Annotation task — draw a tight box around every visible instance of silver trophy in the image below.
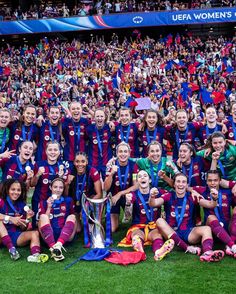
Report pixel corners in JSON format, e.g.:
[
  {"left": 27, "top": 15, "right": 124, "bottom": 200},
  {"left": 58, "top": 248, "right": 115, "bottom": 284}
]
[{"left": 82, "top": 192, "right": 111, "bottom": 248}]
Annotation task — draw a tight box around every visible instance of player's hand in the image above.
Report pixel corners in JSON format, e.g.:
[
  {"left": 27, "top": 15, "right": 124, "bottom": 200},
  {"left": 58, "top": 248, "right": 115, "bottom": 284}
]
[
  {"left": 66, "top": 175, "right": 75, "bottom": 185},
  {"left": 10, "top": 215, "right": 27, "bottom": 227},
  {"left": 26, "top": 209, "right": 35, "bottom": 219},
  {"left": 212, "top": 151, "right": 220, "bottom": 161},
  {"left": 210, "top": 188, "right": 218, "bottom": 201},
  {"left": 111, "top": 192, "right": 122, "bottom": 206},
  {"left": 158, "top": 170, "right": 166, "bottom": 179},
  {"left": 176, "top": 158, "right": 182, "bottom": 168},
  {"left": 106, "top": 157, "right": 116, "bottom": 168},
  {"left": 0, "top": 148, "right": 16, "bottom": 159},
  {"left": 47, "top": 197, "right": 54, "bottom": 208},
  {"left": 231, "top": 183, "right": 236, "bottom": 196},
  {"left": 26, "top": 169, "right": 34, "bottom": 180},
  {"left": 125, "top": 193, "right": 132, "bottom": 205},
  {"left": 111, "top": 165, "right": 119, "bottom": 174},
  {"left": 191, "top": 189, "right": 203, "bottom": 202},
  {"left": 150, "top": 187, "right": 158, "bottom": 198},
  {"left": 36, "top": 115, "right": 45, "bottom": 127},
  {"left": 204, "top": 148, "right": 211, "bottom": 157},
  {"left": 37, "top": 167, "right": 45, "bottom": 176}
]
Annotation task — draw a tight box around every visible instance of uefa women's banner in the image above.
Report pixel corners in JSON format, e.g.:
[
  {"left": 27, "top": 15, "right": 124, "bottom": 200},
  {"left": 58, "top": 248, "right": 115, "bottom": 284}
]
[{"left": 0, "top": 7, "right": 236, "bottom": 35}]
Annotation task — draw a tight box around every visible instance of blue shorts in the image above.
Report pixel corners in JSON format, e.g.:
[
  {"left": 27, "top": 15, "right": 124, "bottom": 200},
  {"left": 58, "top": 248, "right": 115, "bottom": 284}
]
[
  {"left": 176, "top": 227, "right": 193, "bottom": 243},
  {"left": 8, "top": 231, "right": 22, "bottom": 247},
  {"left": 111, "top": 196, "right": 126, "bottom": 214}
]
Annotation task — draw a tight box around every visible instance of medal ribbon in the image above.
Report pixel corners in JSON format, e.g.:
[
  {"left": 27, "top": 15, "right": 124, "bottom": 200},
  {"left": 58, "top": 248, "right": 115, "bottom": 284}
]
[
  {"left": 22, "top": 124, "right": 33, "bottom": 141},
  {"left": 182, "top": 160, "right": 193, "bottom": 186},
  {"left": 49, "top": 123, "right": 59, "bottom": 141},
  {"left": 105, "top": 200, "right": 112, "bottom": 246},
  {"left": 137, "top": 191, "right": 153, "bottom": 222},
  {"left": 210, "top": 191, "right": 224, "bottom": 223},
  {"left": 48, "top": 162, "right": 60, "bottom": 175},
  {"left": 76, "top": 174, "right": 87, "bottom": 202},
  {"left": 117, "top": 161, "right": 129, "bottom": 190},
  {"left": 175, "top": 193, "right": 187, "bottom": 228},
  {"left": 205, "top": 125, "right": 218, "bottom": 137},
  {"left": 146, "top": 128, "right": 158, "bottom": 144},
  {"left": 176, "top": 126, "right": 189, "bottom": 150},
  {"left": 72, "top": 122, "right": 81, "bottom": 152},
  {"left": 6, "top": 196, "right": 20, "bottom": 214},
  {"left": 150, "top": 160, "right": 162, "bottom": 188},
  {"left": 82, "top": 202, "right": 90, "bottom": 247},
  {"left": 120, "top": 125, "right": 130, "bottom": 143},
  {"left": 16, "top": 156, "right": 30, "bottom": 174},
  {"left": 96, "top": 128, "right": 103, "bottom": 158},
  {"left": 217, "top": 150, "right": 227, "bottom": 178}
]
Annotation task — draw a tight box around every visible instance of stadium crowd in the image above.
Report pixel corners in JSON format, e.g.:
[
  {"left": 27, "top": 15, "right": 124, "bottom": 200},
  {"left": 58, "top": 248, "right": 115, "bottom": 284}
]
[
  {"left": 0, "top": 30, "right": 236, "bottom": 264},
  {"left": 0, "top": 0, "right": 235, "bottom": 21}
]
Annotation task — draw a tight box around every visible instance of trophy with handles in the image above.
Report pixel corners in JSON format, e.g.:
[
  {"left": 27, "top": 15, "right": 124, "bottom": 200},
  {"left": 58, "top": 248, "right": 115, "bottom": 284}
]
[{"left": 82, "top": 192, "right": 112, "bottom": 248}]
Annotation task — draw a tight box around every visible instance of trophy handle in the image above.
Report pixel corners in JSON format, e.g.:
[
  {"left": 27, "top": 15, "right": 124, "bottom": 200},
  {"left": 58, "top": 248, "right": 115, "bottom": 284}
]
[{"left": 81, "top": 193, "right": 107, "bottom": 234}]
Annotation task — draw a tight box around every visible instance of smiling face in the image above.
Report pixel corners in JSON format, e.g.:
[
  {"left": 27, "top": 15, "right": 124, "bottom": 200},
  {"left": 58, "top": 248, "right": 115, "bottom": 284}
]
[
  {"left": 23, "top": 106, "right": 36, "bottom": 125},
  {"left": 94, "top": 110, "right": 106, "bottom": 129},
  {"left": 205, "top": 107, "right": 217, "bottom": 124},
  {"left": 46, "top": 143, "right": 60, "bottom": 163},
  {"left": 211, "top": 136, "right": 226, "bottom": 153},
  {"left": 119, "top": 109, "right": 131, "bottom": 126},
  {"left": 73, "top": 154, "right": 88, "bottom": 175},
  {"left": 207, "top": 173, "right": 220, "bottom": 190},
  {"left": 148, "top": 143, "right": 162, "bottom": 163},
  {"left": 0, "top": 110, "right": 11, "bottom": 129},
  {"left": 137, "top": 170, "right": 150, "bottom": 189},
  {"left": 145, "top": 111, "right": 158, "bottom": 130},
  {"left": 70, "top": 102, "right": 82, "bottom": 122},
  {"left": 8, "top": 182, "right": 22, "bottom": 202},
  {"left": 176, "top": 111, "right": 188, "bottom": 130},
  {"left": 48, "top": 107, "right": 60, "bottom": 126},
  {"left": 117, "top": 144, "right": 130, "bottom": 164},
  {"left": 51, "top": 180, "right": 64, "bottom": 198},
  {"left": 178, "top": 144, "right": 192, "bottom": 163},
  {"left": 19, "top": 141, "right": 34, "bottom": 161},
  {"left": 174, "top": 175, "right": 188, "bottom": 196}
]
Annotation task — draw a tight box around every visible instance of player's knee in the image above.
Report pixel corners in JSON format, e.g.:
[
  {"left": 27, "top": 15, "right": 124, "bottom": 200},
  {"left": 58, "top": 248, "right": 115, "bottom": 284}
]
[
  {"left": 39, "top": 214, "right": 49, "bottom": 222},
  {"left": 207, "top": 215, "right": 217, "bottom": 223},
  {"left": 156, "top": 217, "right": 165, "bottom": 228},
  {"left": 67, "top": 214, "right": 76, "bottom": 223},
  {"left": 31, "top": 230, "right": 40, "bottom": 240},
  {"left": 202, "top": 225, "right": 212, "bottom": 235}
]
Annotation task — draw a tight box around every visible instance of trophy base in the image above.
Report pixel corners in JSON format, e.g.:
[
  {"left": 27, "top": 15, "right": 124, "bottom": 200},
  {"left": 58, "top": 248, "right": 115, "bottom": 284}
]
[{"left": 92, "top": 236, "right": 105, "bottom": 249}]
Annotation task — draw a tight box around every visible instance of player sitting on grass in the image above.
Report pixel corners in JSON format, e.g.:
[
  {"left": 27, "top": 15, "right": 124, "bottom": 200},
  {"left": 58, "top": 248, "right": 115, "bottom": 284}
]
[
  {"left": 119, "top": 170, "right": 174, "bottom": 261},
  {"left": 38, "top": 177, "right": 77, "bottom": 261},
  {"left": 198, "top": 170, "right": 236, "bottom": 258},
  {"left": 149, "top": 173, "right": 225, "bottom": 262},
  {"left": 0, "top": 179, "right": 48, "bottom": 263}
]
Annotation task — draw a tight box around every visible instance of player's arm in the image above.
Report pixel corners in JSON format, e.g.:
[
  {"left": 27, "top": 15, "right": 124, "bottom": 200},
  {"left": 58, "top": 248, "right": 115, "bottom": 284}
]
[
  {"left": 192, "top": 189, "right": 218, "bottom": 209},
  {"left": 93, "top": 179, "right": 102, "bottom": 199},
  {"left": 111, "top": 183, "right": 138, "bottom": 206},
  {"left": 148, "top": 188, "right": 165, "bottom": 207}
]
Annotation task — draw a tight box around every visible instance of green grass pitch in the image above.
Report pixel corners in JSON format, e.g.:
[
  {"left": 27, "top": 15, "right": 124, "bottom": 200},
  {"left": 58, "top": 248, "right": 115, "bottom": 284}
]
[{"left": 1, "top": 222, "right": 236, "bottom": 294}]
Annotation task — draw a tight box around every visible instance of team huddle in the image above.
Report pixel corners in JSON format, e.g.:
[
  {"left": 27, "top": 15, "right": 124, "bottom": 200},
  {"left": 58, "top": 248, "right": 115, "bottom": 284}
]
[{"left": 0, "top": 100, "right": 236, "bottom": 263}]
